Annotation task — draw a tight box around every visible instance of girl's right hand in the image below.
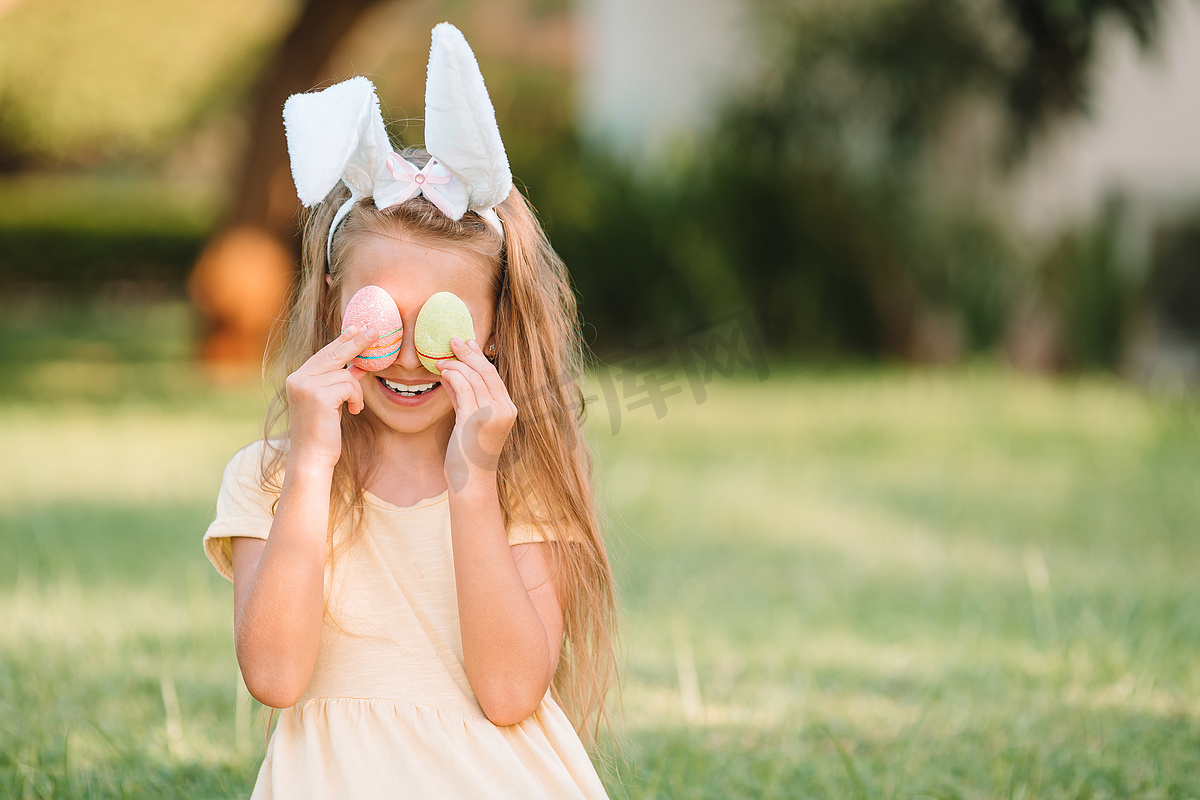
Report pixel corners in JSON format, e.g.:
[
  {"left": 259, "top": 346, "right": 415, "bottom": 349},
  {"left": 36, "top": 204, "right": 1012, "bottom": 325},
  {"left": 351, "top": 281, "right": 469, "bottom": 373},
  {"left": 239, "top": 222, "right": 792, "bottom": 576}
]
[{"left": 284, "top": 325, "right": 379, "bottom": 470}]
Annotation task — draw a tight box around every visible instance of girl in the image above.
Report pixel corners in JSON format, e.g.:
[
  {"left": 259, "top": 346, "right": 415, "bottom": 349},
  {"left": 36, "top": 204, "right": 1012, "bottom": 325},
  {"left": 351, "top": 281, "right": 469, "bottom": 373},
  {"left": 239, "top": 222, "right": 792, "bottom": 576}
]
[{"left": 202, "top": 24, "right": 616, "bottom": 799}]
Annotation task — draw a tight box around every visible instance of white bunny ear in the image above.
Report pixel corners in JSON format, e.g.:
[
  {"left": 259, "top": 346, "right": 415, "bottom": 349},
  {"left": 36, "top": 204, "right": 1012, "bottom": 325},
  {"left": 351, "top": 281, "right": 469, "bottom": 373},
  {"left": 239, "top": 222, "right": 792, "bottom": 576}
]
[
  {"left": 424, "top": 23, "right": 513, "bottom": 213},
  {"left": 283, "top": 76, "right": 393, "bottom": 206}
]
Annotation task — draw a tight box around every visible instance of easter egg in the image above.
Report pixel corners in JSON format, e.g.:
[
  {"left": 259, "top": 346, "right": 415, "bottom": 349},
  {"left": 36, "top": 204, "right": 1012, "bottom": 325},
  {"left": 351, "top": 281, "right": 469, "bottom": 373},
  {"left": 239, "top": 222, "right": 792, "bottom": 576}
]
[
  {"left": 414, "top": 291, "right": 475, "bottom": 374},
  {"left": 342, "top": 285, "right": 403, "bottom": 370}
]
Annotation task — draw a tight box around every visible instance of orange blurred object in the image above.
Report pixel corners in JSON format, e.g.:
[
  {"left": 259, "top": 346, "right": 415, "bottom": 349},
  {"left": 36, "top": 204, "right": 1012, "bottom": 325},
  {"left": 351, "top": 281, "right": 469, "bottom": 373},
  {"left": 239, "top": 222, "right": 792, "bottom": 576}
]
[{"left": 187, "top": 226, "right": 293, "bottom": 381}]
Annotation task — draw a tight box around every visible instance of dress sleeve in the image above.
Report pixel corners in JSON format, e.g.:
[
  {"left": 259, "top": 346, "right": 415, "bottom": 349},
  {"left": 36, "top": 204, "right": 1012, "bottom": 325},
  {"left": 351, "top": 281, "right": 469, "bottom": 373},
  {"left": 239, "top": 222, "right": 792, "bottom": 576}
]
[
  {"left": 203, "top": 440, "right": 280, "bottom": 582},
  {"left": 505, "top": 486, "right": 584, "bottom": 546},
  {"left": 506, "top": 516, "right": 552, "bottom": 545}
]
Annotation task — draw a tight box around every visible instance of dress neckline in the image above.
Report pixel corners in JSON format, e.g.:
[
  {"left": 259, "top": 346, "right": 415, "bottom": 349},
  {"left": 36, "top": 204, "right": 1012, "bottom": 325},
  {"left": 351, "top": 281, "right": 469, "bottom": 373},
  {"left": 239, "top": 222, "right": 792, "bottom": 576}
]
[{"left": 363, "top": 488, "right": 449, "bottom": 512}]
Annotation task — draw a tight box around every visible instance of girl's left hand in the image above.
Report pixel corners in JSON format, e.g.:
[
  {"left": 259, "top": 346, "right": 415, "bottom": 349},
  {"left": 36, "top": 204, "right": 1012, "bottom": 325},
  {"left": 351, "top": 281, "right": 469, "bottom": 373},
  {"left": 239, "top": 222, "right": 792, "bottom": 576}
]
[{"left": 438, "top": 337, "right": 517, "bottom": 491}]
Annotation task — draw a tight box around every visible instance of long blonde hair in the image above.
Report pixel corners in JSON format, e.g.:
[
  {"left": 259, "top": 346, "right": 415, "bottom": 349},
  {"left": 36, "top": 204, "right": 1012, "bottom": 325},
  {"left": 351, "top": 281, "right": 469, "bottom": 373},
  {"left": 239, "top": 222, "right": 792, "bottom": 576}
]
[{"left": 259, "top": 158, "right": 617, "bottom": 743}]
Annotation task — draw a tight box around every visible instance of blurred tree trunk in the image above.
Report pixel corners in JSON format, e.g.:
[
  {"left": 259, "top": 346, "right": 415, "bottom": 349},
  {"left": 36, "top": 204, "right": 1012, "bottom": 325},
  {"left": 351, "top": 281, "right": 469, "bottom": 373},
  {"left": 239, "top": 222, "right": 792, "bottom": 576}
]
[{"left": 188, "top": 0, "right": 390, "bottom": 379}]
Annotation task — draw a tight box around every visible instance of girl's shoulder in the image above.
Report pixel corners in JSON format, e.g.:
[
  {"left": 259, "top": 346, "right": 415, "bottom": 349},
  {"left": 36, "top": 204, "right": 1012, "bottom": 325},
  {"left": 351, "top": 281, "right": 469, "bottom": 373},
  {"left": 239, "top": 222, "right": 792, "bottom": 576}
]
[
  {"left": 203, "top": 438, "right": 286, "bottom": 582},
  {"left": 214, "top": 437, "right": 283, "bottom": 509},
  {"left": 222, "top": 437, "right": 286, "bottom": 488}
]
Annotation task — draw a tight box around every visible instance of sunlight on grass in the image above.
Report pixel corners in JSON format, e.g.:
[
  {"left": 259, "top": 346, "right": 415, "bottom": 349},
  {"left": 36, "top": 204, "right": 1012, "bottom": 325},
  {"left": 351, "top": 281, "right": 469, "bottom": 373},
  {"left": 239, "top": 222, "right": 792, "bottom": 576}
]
[{"left": 0, "top": 403, "right": 265, "bottom": 505}]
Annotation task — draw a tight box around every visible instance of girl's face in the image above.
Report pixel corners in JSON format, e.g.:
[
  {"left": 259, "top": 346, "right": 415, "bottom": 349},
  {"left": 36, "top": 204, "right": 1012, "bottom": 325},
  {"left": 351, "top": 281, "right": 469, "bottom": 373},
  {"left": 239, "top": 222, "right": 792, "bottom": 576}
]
[{"left": 334, "top": 230, "right": 497, "bottom": 437}]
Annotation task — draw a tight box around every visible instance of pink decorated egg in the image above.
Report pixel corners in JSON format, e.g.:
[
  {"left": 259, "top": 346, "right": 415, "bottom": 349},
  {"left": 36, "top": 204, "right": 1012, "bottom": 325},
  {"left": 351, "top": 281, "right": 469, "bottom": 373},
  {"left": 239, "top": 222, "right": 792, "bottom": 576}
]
[{"left": 342, "top": 285, "right": 403, "bottom": 370}]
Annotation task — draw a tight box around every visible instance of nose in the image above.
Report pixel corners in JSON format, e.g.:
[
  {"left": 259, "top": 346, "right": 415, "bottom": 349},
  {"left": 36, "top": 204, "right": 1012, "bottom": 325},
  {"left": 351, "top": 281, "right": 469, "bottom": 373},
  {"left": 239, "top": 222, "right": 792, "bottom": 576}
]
[{"left": 392, "top": 301, "right": 424, "bottom": 373}]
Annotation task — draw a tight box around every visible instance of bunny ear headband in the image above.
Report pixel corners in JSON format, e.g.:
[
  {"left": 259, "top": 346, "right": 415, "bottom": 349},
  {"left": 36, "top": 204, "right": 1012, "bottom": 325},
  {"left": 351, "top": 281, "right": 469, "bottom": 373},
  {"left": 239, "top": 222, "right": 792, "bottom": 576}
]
[{"left": 282, "top": 22, "right": 513, "bottom": 264}]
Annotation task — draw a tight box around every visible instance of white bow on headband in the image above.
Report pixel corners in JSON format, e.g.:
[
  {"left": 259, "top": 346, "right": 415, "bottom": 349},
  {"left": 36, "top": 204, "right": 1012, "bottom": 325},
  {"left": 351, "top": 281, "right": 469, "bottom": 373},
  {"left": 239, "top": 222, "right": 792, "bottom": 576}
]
[{"left": 282, "top": 23, "right": 513, "bottom": 261}]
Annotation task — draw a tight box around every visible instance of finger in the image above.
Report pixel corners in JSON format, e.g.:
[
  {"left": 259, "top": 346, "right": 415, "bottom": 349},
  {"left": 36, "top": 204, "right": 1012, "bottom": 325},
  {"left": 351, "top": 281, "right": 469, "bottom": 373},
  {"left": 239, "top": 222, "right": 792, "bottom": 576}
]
[
  {"left": 436, "top": 364, "right": 463, "bottom": 412},
  {"left": 346, "top": 375, "right": 365, "bottom": 414},
  {"left": 328, "top": 366, "right": 367, "bottom": 414},
  {"left": 439, "top": 365, "right": 479, "bottom": 417},
  {"left": 328, "top": 326, "right": 379, "bottom": 368},
  {"left": 307, "top": 369, "right": 365, "bottom": 413},
  {"left": 439, "top": 365, "right": 479, "bottom": 411},
  {"left": 450, "top": 337, "right": 509, "bottom": 401},
  {"left": 305, "top": 326, "right": 379, "bottom": 374},
  {"left": 443, "top": 341, "right": 493, "bottom": 403},
  {"left": 439, "top": 365, "right": 461, "bottom": 409}
]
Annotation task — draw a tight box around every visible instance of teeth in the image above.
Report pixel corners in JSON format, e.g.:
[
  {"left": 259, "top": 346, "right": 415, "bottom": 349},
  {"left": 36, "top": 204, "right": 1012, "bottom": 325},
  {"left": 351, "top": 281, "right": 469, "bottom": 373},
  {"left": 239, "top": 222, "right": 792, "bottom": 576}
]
[{"left": 381, "top": 378, "right": 438, "bottom": 394}]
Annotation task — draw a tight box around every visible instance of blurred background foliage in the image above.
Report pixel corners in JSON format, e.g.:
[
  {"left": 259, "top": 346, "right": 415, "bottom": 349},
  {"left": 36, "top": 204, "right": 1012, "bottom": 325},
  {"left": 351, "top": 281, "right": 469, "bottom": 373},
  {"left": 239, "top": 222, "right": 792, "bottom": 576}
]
[
  {"left": 0, "top": 0, "right": 291, "bottom": 293},
  {"left": 0, "top": 0, "right": 1196, "bottom": 373},
  {"left": 547, "top": 0, "right": 1171, "bottom": 362},
  {"left": 0, "top": 0, "right": 292, "bottom": 167}
]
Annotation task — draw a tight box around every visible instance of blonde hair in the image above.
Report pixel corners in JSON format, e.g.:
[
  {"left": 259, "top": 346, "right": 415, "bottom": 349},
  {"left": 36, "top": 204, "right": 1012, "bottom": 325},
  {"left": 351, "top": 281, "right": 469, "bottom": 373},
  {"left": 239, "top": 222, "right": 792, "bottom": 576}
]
[{"left": 259, "top": 156, "right": 617, "bottom": 744}]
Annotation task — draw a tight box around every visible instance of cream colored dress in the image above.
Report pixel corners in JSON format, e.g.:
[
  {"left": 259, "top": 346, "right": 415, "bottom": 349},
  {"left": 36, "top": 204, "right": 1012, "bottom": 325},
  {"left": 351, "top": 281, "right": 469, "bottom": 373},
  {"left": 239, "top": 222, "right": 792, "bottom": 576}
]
[{"left": 203, "top": 440, "right": 610, "bottom": 800}]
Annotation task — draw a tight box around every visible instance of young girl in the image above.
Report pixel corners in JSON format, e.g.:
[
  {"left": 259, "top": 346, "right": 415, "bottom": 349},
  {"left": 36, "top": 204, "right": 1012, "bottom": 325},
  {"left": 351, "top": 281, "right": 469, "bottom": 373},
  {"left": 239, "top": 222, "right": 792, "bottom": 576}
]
[{"left": 202, "top": 24, "right": 616, "bottom": 799}]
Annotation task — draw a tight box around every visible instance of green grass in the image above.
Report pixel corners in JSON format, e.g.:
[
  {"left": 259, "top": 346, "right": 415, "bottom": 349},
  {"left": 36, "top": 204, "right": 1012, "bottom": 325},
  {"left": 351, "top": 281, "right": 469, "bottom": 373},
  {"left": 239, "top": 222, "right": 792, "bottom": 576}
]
[
  {"left": 599, "top": 367, "right": 1200, "bottom": 799},
  {"left": 2, "top": 297, "right": 1200, "bottom": 798}
]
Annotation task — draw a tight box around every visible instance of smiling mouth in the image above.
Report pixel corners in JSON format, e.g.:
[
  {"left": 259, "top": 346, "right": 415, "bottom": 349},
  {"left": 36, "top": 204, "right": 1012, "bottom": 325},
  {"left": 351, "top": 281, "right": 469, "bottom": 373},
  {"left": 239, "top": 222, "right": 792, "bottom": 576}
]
[{"left": 378, "top": 377, "right": 440, "bottom": 397}]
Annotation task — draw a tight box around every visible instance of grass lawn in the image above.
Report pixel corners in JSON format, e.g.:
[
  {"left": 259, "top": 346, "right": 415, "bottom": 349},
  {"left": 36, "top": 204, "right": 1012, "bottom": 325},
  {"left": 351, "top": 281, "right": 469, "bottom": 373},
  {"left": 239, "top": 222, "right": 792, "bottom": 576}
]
[{"left": 1, "top": 296, "right": 1199, "bottom": 798}]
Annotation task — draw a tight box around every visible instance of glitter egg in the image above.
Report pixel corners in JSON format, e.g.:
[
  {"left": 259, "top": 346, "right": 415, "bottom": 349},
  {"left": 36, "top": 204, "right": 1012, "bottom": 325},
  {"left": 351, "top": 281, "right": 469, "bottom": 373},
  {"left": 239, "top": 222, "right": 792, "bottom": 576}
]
[
  {"left": 414, "top": 291, "right": 475, "bottom": 374},
  {"left": 342, "top": 285, "right": 403, "bottom": 370}
]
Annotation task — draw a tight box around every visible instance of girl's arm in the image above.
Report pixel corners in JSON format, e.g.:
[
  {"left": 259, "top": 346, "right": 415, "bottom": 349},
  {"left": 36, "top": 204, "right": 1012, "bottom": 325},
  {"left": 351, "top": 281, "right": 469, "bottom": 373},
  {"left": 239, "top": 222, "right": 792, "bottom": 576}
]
[
  {"left": 449, "top": 487, "right": 563, "bottom": 726},
  {"left": 231, "top": 326, "right": 378, "bottom": 708},
  {"left": 439, "top": 337, "right": 564, "bottom": 726},
  {"left": 230, "top": 460, "right": 333, "bottom": 708}
]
